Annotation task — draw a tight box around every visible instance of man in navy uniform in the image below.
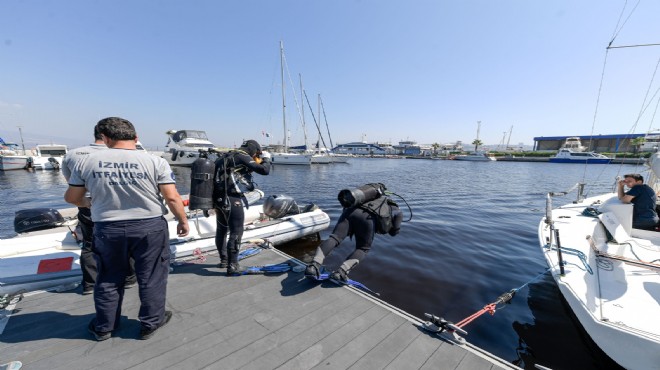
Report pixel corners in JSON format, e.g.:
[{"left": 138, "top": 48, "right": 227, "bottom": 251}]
[{"left": 65, "top": 117, "right": 189, "bottom": 341}]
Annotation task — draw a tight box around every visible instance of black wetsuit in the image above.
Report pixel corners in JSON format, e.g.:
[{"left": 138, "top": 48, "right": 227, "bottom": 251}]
[
  {"left": 314, "top": 203, "right": 403, "bottom": 273},
  {"left": 213, "top": 150, "right": 270, "bottom": 266}
]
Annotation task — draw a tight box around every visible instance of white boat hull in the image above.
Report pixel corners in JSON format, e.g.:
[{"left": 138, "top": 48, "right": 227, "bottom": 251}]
[
  {"left": 31, "top": 155, "right": 65, "bottom": 170},
  {"left": 270, "top": 152, "right": 311, "bottom": 165},
  {"left": 0, "top": 204, "right": 330, "bottom": 296},
  {"left": 538, "top": 192, "right": 660, "bottom": 370},
  {"left": 311, "top": 154, "right": 332, "bottom": 164},
  {"left": 161, "top": 149, "right": 202, "bottom": 167},
  {"left": 454, "top": 154, "right": 496, "bottom": 161},
  {"left": 0, "top": 156, "right": 29, "bottom": 171}
]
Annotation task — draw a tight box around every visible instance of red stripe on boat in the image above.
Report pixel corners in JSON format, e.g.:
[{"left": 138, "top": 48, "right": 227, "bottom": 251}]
[{"left": 37, "top": 257, "right": 74, "bottom": 274}]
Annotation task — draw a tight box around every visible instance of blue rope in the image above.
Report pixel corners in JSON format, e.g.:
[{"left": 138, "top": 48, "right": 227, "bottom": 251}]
[{"left": 543, "top": 244, "right": 593, "bottom": 274}]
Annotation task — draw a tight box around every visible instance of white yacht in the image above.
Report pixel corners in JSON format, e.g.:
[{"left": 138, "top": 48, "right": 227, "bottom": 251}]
[
  {"left": 453, "top": 151, "right": 496, "bottom": 161},
  {"left": 161, "top": 130, "right": 215, "bottom": 167},
  {"left": 29, "top": 144, "right": 68, "bottom": 170}
]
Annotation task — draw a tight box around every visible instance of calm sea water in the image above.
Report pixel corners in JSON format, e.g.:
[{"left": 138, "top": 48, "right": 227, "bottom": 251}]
[{"left": 0, "top": 158, "right": 644, "bottom": 369}]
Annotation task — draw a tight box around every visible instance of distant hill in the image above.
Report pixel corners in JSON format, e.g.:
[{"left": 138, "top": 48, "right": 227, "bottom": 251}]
[{"left": 0, "top": 128, "right": 88, "bottom": 149}]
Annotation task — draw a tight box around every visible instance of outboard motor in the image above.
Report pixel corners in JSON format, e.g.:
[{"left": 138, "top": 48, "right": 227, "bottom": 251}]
[
  {"left": 48, "top": 157, "right": 60, "bottom": 170},
  {"left": 263, "top": 194, "right": 299, "bottom": 219},
  {"left": 337, "top": 183, "right": 386, "bottom": 208},
  {"left": 189, "top": 156, "right": 215, "bottom": 211},
  {"left": 14, "top": 208, "right": 65, "bottom": 234}
]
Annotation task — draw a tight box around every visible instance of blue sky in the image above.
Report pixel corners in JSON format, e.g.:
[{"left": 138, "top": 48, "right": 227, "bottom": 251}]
[{"left": 1, "top": 1, "right": 659, "bottom": 150}]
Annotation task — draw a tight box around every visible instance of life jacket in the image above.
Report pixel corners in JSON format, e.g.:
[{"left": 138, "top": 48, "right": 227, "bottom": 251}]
[{"left": 359, "top": 196, "right": 398, "bottom": 235}]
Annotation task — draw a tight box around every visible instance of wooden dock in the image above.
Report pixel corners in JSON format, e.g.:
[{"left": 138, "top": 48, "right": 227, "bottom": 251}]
[{"left": 0, "top": 248, "right": 518, "bottom": 370}]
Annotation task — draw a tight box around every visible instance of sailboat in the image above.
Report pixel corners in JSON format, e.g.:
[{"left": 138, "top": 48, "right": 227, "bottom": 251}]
[
  {"left": 453, "top": 121, "right": 496, "bottom": 161},
  {"left": 269, "top": 42, "right": 312, "bottom": 166},
  {"left": 538, "top": 8, "right": 660, "bottom": 369}
]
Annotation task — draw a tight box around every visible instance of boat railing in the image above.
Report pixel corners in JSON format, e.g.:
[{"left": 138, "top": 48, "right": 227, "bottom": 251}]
[
  {"left": 544, "top": 184, "right": 584, "bottom": 277},
  {"left": 544, "top": 182, "right": 586, "bottom": 223}
]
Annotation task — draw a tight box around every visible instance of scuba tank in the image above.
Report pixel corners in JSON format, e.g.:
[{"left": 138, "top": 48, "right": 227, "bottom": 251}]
[
  {"left": 189, "top": 155, "right": 215, "bottom": 211},
  {"left": 337, "top": 183, "right": 386, "bottom": 208}
]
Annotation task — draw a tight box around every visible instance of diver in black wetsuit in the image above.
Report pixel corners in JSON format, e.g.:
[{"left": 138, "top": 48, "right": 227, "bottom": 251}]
[
  {"left": 305, "top": 183, "right": 403, "bottom": 282},
  {"left": 213, "top": 140, "right": 270, "bottom": 275}
]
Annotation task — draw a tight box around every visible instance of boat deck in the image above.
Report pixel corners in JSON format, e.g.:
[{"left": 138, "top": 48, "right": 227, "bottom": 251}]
[{"left": 0, "top": 249, "right": 517, "bottom": 370}]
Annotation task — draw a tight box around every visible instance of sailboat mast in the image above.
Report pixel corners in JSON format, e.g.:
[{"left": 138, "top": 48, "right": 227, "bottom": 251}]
[
  {"left": 280, "top": 41, "right": 288, "bottom": 151},
  {"left": 476, "top": 121, "right": 481, "bottom": 141},
  {"left": 317, "top": 94, "right": 321, "bottom": 154},
  {"left": 320, "top": 95, "right": 335, "bottom": 149},
  {"left": 17, "top": 126, "right": 26, "bottom": 155},
  {"left": 300, "top": 74, "right": 306, "bottom": 151},
  {"left": 505, "top": 125, "right": 513, "bottom": 150}
]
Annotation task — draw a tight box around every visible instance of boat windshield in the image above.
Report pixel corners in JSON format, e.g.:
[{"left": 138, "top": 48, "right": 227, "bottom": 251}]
[{"left": 173, "top": 130, "right": 209, "bottom": 142}]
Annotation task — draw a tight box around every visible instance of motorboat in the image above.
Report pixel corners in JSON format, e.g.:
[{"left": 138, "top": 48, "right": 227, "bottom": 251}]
[
  {"left": 538, "top": 154, "right": 660, "bottom": 370},
  {"left": 0, "top": 190, "right": 330, "bottom": 297},
  {"left": 561, "top": 137, "right": 587, "bottom": 152},
  {"left": 29, "top": 144, "right": 68, "bottom": 170},
  {"left": 549, "top": 148, "right": 611, "bottom": 164},
  {"left": 161, "top": 130, "right": 215, "bottom": 167},
  {"left": 453, "top": 151, "right": 496, "bottom": 161}
]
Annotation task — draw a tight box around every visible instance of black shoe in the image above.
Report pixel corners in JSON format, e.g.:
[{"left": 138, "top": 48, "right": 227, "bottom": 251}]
[
  {"left": 304, "top": 262, "right": 321, "bottom": 279},
  {"left": 330, "top": 268, "right": 349, "bottom": 283},
  {"left": 227, "top": 263, "right": 246, "bottom": 276},
  {"left": 217, "top": 260, "right": 228, "bottom": 269},
  {"left": 88, "top": 320, "right": 111, "bottom": 341},
  {"left": 140, "top": 310, "right": 172, "bottom": 340},
  {"left": 82, "top": 286, "right": 94, "bottom": 295}
]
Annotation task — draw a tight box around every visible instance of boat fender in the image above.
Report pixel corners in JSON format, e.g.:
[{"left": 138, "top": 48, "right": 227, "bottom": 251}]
[
  {"left": 189, "top": 157, "right": 215, "bottom": 211},
  {"left": 171, "top": 150, "right": 179, "bottom": 162}
]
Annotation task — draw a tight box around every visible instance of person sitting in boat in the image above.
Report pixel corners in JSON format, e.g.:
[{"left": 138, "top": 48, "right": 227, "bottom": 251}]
[
  {"left": 617, "top": 173, "right": 659, "bottom": 230},
  {"left": 305, "top": 183, "right": 403, "bottom": 282},
  {"left": 213, "top": 139, "right": 271, "bottom": 275}
]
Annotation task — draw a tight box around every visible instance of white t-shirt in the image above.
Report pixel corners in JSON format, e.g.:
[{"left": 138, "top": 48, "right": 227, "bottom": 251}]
[
  {"left": 68, "top": 148, "right": 176, "bottom": 222},
  {"left": 61, "top": 143, "right": 107, "bottom": 181}
]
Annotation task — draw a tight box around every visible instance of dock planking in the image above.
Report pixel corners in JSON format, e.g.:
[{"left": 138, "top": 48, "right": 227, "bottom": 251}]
[{"left": 0, "top": 249, "right": 518, "bottom": 370}]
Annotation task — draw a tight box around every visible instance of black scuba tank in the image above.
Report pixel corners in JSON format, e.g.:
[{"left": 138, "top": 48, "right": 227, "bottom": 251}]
[{"left": 189, "top": 157, "right": 215, "bottom": 211}]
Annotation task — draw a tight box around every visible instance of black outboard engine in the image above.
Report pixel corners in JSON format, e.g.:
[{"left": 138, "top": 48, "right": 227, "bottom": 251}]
[
  {"left": 48, "top": 157, "right": 60, "bottom": 170},
  {"left": 263, "top": 194, "right": 299, "bottom": 219},
  {"left": 189, "top": 156, "right": 215, "bottom": 211},
  {"left": 14, "top": 208, "right": 65, "bottom": 234},
  {"left": 337, "top": 183, "right": 386, "bottom": 208}
]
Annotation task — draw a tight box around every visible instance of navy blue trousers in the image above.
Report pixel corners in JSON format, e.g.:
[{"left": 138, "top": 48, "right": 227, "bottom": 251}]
[{"left": 92, "top": 217, "right": 170, "bottom": 332}]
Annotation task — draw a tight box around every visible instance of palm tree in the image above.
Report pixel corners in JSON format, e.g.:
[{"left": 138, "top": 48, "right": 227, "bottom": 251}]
[
  {"left": 631, "top": 137, "right": 646, "bottom": 154},
  {"left": 431, "top": 143, "right": 440, "bottom": 156},
  {"left": 472, "top": 139, "right": 483, "bottom": 152}
]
